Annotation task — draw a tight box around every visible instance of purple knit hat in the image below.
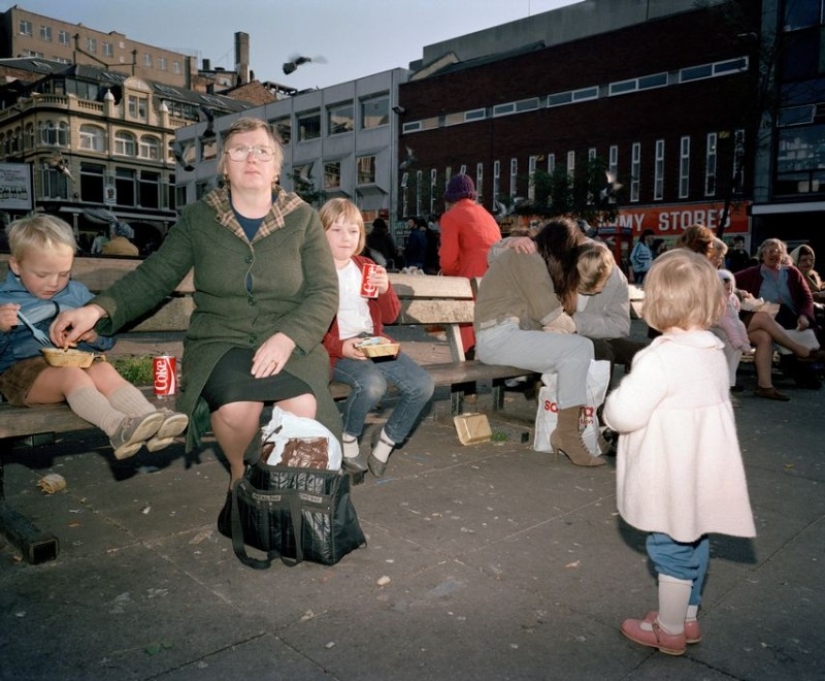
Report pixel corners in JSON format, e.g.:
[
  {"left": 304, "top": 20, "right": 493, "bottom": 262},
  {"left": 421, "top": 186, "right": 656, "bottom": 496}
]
[{"left": 444, "top": 174, "right": 476, "bottom": 202}]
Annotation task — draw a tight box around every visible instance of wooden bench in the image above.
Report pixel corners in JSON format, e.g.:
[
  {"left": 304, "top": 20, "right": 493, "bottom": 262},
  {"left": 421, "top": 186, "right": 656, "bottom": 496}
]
[{"left": 0, "top": 255, "right": 528, "bottom": 562}]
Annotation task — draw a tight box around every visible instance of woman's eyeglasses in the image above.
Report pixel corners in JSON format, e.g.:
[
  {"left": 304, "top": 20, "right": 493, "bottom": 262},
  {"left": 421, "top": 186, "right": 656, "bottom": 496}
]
[{"left": 225, "top": 146, "right": 274, "bottom": 162}]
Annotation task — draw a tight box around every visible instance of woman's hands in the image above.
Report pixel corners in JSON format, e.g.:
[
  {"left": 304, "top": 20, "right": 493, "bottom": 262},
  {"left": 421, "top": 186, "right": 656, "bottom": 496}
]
[
  {"left": 252, "top": 332, "right": 296, "bottom": 378},
  {"left": 50, "top": 305, "right": 106, "bottom": 348}
]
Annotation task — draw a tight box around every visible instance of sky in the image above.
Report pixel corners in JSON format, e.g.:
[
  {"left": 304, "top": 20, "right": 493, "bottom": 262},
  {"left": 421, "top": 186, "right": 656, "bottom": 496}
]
[{"left": 3, "top": 0, "right": 581, "bottom": 90}]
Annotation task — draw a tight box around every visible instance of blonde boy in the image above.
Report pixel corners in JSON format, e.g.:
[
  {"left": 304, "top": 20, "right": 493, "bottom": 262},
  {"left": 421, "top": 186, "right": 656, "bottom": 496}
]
[{"left": 0, "top": 215, "right": 187, "bottom": 458}]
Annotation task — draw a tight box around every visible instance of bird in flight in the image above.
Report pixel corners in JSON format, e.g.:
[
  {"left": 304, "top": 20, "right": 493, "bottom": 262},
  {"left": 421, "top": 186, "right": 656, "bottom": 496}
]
[
  {"left": 599, "top": 170, "right": 622, "bottom": 203},
  {"left": 46, "top": 153, "right": 73, "bottom": 181},
  {"left": 399, "top": 146, "right": 416, "bottom": 170},
  {"left": 282, "top": 54, "right": 327, "bottom": 75}
]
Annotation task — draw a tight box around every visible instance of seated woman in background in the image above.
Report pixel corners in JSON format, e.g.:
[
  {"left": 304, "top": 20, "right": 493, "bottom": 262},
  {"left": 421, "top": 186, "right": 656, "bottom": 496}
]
[
  {"left": 474, "top": 217, "right": 613, "bottom": 468},
  {"left": 790, "top": 244, "right": 825, "bottom": 303},
  {"left": 736, "top": 238, "right": 823, "bottom": 394}
]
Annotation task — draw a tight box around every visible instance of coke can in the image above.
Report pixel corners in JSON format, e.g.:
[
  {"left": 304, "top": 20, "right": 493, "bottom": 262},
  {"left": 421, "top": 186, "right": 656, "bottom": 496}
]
[
  {"left": 153, "top": 354, "right": 177, "bottom": 398},
  {"left": 360, "top": 262, "right": 379, "bottom": 298}
]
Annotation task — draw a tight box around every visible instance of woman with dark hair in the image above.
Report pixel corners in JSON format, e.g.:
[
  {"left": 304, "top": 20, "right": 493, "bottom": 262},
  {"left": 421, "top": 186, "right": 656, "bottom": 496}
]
[{"left": 473, "top": 217, "right": 614, "bottom": 467}]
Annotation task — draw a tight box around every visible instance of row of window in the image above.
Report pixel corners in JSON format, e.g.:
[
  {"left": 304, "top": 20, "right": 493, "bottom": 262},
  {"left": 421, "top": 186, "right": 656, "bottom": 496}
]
[
  {"left": 402, "top": 56, "right": 748, "bottom": 134},
  {"left": 398, "top": 132, "right": 743, "bottom": 216},
  {"left": 269, "top": 95, "right": 390, "bottom": 145},
  {"left": 0, "top": 121, "right": 165, "bottom": 161},
  {"left": 18, "top": 20, "right": 183, "bottom": 73}
]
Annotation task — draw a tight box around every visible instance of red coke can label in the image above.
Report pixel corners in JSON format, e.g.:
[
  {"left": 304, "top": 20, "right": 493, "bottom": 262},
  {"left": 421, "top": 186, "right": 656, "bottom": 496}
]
[
  {"left": 360, "top": 262, "right": 379, "bottom": 298},
  {"left": 153, "top": 354, "right": 177, "bottom": 396}
]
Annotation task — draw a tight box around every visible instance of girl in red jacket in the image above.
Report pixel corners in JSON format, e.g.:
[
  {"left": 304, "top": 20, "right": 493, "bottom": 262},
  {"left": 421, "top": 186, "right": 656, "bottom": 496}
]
[{"left": 320, "top": 199, "right": 434, "bottom": 478}]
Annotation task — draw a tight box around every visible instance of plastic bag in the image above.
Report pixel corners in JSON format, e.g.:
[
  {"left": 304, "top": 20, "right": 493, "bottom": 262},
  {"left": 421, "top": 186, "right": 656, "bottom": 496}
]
[
  {"left": 259, "top": 407, "right": 342, "bottom": 470},
  {"left": 533, "top": 360, "right": 611, "bottom": 455}
]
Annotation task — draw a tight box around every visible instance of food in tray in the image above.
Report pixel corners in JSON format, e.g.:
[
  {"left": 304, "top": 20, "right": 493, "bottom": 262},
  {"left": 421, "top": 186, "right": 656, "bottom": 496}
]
[
  {"left": 41, "top": 347, "right": 101, "bottom": 368},
  {"left": 355, "top": 336, "right": 400, "bottom": 357}
]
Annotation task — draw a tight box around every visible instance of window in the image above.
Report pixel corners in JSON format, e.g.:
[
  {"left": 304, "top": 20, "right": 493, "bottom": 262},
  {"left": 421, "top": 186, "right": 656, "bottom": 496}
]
[
  {"left": 158, "top": 57, "right": 167, "bottom": 71},
  {"left": 784, "top": 0, "right": 822, "bottom": 30},
  {"left": 271, "top": 116, "right": 291, "bottom": 145},
  {"left": 79, "top": 125, "right": 105, "bottom": 152},
  {"left": 19, "top": 20, "right": 32, "bottom": 36},
  {"left": 139, "top": 135, "right": 161, "bottom": 160},
  {"left": 588, "top": 148, "right": 597, "bottom": 161},
  {"left": 630, "top": 143, "right": 641, "bottom": 202},
  {"left": 115, "top": 168, "right": 136, "bottom": 206},
  {"left": 528, "top": 156, "right": 538, "bottom": 200},
  {"left": 80, "top": 163, "right": 105, "bottom": 203},
  {"left": 547, "top": 86, "right": 599, "bottom": 107},
  {"left": 324, "top": 161, "right": 341, "bottom": 189},
  {"left": 429, "top": 169, "right": 437, "bottom": 214},
  {"left": 114, "top": 131, "right": 137, "bottom": 156},
  {"left": 476, "top": 162, "right": 484, "bottom": 203},
  {"left": 510, "top": 158, "right": 518, "bottom": 196},
  {"left": 201, "top": 137, "right": 217, "bottom": 161},
  {"left": 297, "top": 110, "right": 321, "bottom": 141},
  {"left": 139, "top": 171, "right": 160, "bottom": 208},
  {"left": 357, "top": 155, "right": 376, "bottom": 185},
  {"left": 86, "top": 37, "right": 97, "bottom": 53},
  {"left": 40, "top": 25, "right": 52, "bottom": 41},
  {"left": 173, "top": 61, "right": 182, "bottom": 74},
  {"left": 361, "top": 95, "right": 389, "bottom": 129},
  {"left": 680, "top": 57, "right": 748, "bottom": 83},
  {"left": 58, "top": 30, "right": 70, "bottom": 45},
  {"left": 493, "top": 160, "right": 501, "bottom": 203},
  {"left": 679, "top": 136, "right": 690, "bottom": 198},
  {"left": 566, "top": 151, "right": 575, "bottom": 177},
  {"left": 415, "top": 170, "right": 423, "bottom": 216},
  {"left": 705, "top": 132, "right": 717, "bottom": 196},
  {"left": 25, "top": 123, "right": 34, "bottom": 150},
  {"left": 493, "top": 102, "right": 515, "bottom": 117},
  {"left": 609, "top": 145, "right": 618, "bottom": 178},
  {"left": 775, "top": 123, "right": 825, "bottom": 195},
  {"left": 328, "top": 103, "right": 354, "bottom": 135},
  {"left": 103, "top": 42, "right": 113, "bottom": 58},
  {"left": 548, "top": 153, "right": 555, "bottom": 174},
  {"left": 465, "top": 108, "right": 486, "bottom": 122},
  {"left": 39, "top": 121, "right": 68, "bottom": 146},
  {"left": 127, "top": 95, "right": 148, "bottom": 120},
  {"left": 733, "top": 129, "right": 745, "bottom": 194},
  {"left": 609, "top": 72, "right": 667, "bottom": 96},
  {"left": 41, "top": 166, "right": 69, "bottom": 199},
  {"left": 143, "top": 53, "right": 152, "bottom": 67},
  {"left": 654, "top": 139, "right": 665, "bottom": 201}
]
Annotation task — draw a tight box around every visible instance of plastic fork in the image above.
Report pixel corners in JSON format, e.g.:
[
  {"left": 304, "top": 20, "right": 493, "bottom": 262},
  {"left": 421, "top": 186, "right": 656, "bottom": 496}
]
[{"left": 17, "top": 310, "right": 53, "bottom": 347}]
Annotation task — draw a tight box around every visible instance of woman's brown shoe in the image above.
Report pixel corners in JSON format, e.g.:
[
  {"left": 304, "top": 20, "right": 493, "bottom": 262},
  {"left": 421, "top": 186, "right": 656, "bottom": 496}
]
[{"left": 754, "top": 385, "right": 790, "bottom": 401}]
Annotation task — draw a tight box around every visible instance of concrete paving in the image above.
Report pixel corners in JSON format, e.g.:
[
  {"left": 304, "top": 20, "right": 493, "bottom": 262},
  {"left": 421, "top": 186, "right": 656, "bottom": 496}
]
[{"left": 1, "top": 325, "right": 824, "bottom": 681}]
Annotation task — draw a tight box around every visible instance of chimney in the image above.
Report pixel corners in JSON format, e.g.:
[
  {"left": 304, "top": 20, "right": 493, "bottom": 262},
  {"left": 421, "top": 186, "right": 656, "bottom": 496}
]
[
  {"left": 235, "top": 31, "right": 250, "bottom": 84},
  {"left": 203, "top": 58, "right": 211, "bottom": 71}
]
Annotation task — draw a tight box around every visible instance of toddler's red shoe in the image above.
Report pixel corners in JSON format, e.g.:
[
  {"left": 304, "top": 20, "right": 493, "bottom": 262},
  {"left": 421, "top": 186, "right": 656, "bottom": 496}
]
[{"left": 621, "top": 617, "right": 686, "bottom": 655}]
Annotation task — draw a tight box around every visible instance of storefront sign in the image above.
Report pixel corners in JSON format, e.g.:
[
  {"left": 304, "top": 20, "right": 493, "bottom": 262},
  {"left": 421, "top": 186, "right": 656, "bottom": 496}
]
[{"left": 615, "top": 201, "right": 750, "bottom": 236}]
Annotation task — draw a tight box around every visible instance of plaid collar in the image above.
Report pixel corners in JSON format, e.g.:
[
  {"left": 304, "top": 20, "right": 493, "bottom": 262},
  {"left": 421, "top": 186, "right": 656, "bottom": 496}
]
[{"left": 204, "top": 185, "right": 306, "bottom": 243}]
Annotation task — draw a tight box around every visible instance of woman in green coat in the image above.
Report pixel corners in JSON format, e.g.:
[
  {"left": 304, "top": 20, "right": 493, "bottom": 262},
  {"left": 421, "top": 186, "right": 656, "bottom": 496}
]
[{"left": 50, "top": 117, "right": 340, "bottom": 490}]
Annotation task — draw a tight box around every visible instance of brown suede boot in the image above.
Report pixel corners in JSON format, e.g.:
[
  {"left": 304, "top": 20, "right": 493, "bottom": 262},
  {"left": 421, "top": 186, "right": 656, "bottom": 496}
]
[{"left": 550, "top": 406, "right": 606, "bottom": 467}]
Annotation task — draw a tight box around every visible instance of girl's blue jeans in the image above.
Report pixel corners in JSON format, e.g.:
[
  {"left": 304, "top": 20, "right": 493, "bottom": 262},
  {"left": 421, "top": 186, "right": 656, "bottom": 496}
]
[{"left": 333, "top": 352, "right": 434, "bottom": 444}]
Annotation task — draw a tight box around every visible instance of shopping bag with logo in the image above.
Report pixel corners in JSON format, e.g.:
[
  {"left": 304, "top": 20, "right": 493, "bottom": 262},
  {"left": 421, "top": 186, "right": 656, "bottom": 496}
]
[{"left": 533, "top": 359, "right": 611, "bottom": 455}]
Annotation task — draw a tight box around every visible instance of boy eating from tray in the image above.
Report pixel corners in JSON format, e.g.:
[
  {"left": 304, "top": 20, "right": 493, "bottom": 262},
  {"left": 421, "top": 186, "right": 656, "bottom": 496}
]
[
  {"left": 0, "top": 215, "right": 187, "bottom": 459},
  {"left": 319, "top": 199, "right": 434, "bottom": 478}
]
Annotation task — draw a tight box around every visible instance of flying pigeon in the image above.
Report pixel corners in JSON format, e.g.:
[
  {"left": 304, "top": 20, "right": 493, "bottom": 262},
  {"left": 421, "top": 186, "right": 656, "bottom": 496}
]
[
  {"left": 172, "top": 140, "right": 195, "bottom": 172},
  {"left": 399, "top": 145, "right": 416, "bottom": 171},
  {"left": 199, "top": 105, "right": 215, "bottom": 140},
  {"left": 46, "top": 154, "right": 73, "bottom": 181},
  {"left": 282, "top": 54, "right": 327, "bottom": 75},
  {"left": 598, "top": 170, "right": 622, "bottom": 203}
]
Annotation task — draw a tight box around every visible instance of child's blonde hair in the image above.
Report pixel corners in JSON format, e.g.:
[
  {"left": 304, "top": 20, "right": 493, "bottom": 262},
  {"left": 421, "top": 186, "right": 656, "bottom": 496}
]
[
  {"left": 642, "top": 249, "right": 724, "bottom": 332},
  {"left": 576, "top": 241, "right": 615, "bottom": 295},
  {"left": 318, "top": 198, "right": 366, "bottom": 255},
  {"left": 7, "top": 214, "right": 77, "bottom": 260}
]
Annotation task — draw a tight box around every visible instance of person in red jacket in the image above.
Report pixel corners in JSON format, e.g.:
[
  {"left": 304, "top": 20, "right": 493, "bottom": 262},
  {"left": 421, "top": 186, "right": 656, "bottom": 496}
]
[
  {"left": 439, "top": 174, "right": 501, "bottom": 356},
  {"left": 320, "top": 199, "right": 434, "bottom": 478}
]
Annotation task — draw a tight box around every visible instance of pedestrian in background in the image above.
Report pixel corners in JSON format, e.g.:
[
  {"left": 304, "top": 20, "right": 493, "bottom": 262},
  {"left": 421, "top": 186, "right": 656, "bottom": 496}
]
[
  {"left": 629, "top": 229, "right": 654, "bottom": 284},
  {"left": 604, "top": 249, "right": 755, "bottom": 656}
]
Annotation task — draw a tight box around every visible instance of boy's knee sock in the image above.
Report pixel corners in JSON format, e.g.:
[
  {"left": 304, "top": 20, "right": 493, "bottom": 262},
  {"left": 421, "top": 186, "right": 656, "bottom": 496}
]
[
  {"left": 66, "top": 387, "right": 127, "bottom": 437},
  {"left": 657, "top": 574, "right": 693, "bottom": 635},
  {"left": 107, "top": 385, "right": 156, "bottom": 417}
]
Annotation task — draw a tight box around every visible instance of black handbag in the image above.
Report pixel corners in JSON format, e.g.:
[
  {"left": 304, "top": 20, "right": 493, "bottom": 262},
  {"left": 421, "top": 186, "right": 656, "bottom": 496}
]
[{"left": 229, "top": 459, "right": 366, "bottom": 570}]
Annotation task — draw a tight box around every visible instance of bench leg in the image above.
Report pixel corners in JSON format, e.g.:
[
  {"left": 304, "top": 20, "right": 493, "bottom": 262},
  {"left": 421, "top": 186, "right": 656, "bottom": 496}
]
[
  {"left": 450, "top": 389, "right": 464, "bottom": 415},
  {"left": 0, "top": 503, "right": 60, "bottom": 564},
  {"left": 491, "top": 381, "right": 505, "bottom": 411}
]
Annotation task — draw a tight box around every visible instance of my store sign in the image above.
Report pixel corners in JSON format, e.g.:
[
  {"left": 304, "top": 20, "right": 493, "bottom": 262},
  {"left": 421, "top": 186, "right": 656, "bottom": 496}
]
[{"left": 615, "top": 201, "right": 750, "bottom": 235}]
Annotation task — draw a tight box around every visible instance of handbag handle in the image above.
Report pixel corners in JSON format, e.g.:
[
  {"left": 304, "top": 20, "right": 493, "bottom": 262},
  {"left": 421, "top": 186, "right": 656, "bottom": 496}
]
[{"left": 230, "top": 482, "right": 304, "bottom": 570}]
